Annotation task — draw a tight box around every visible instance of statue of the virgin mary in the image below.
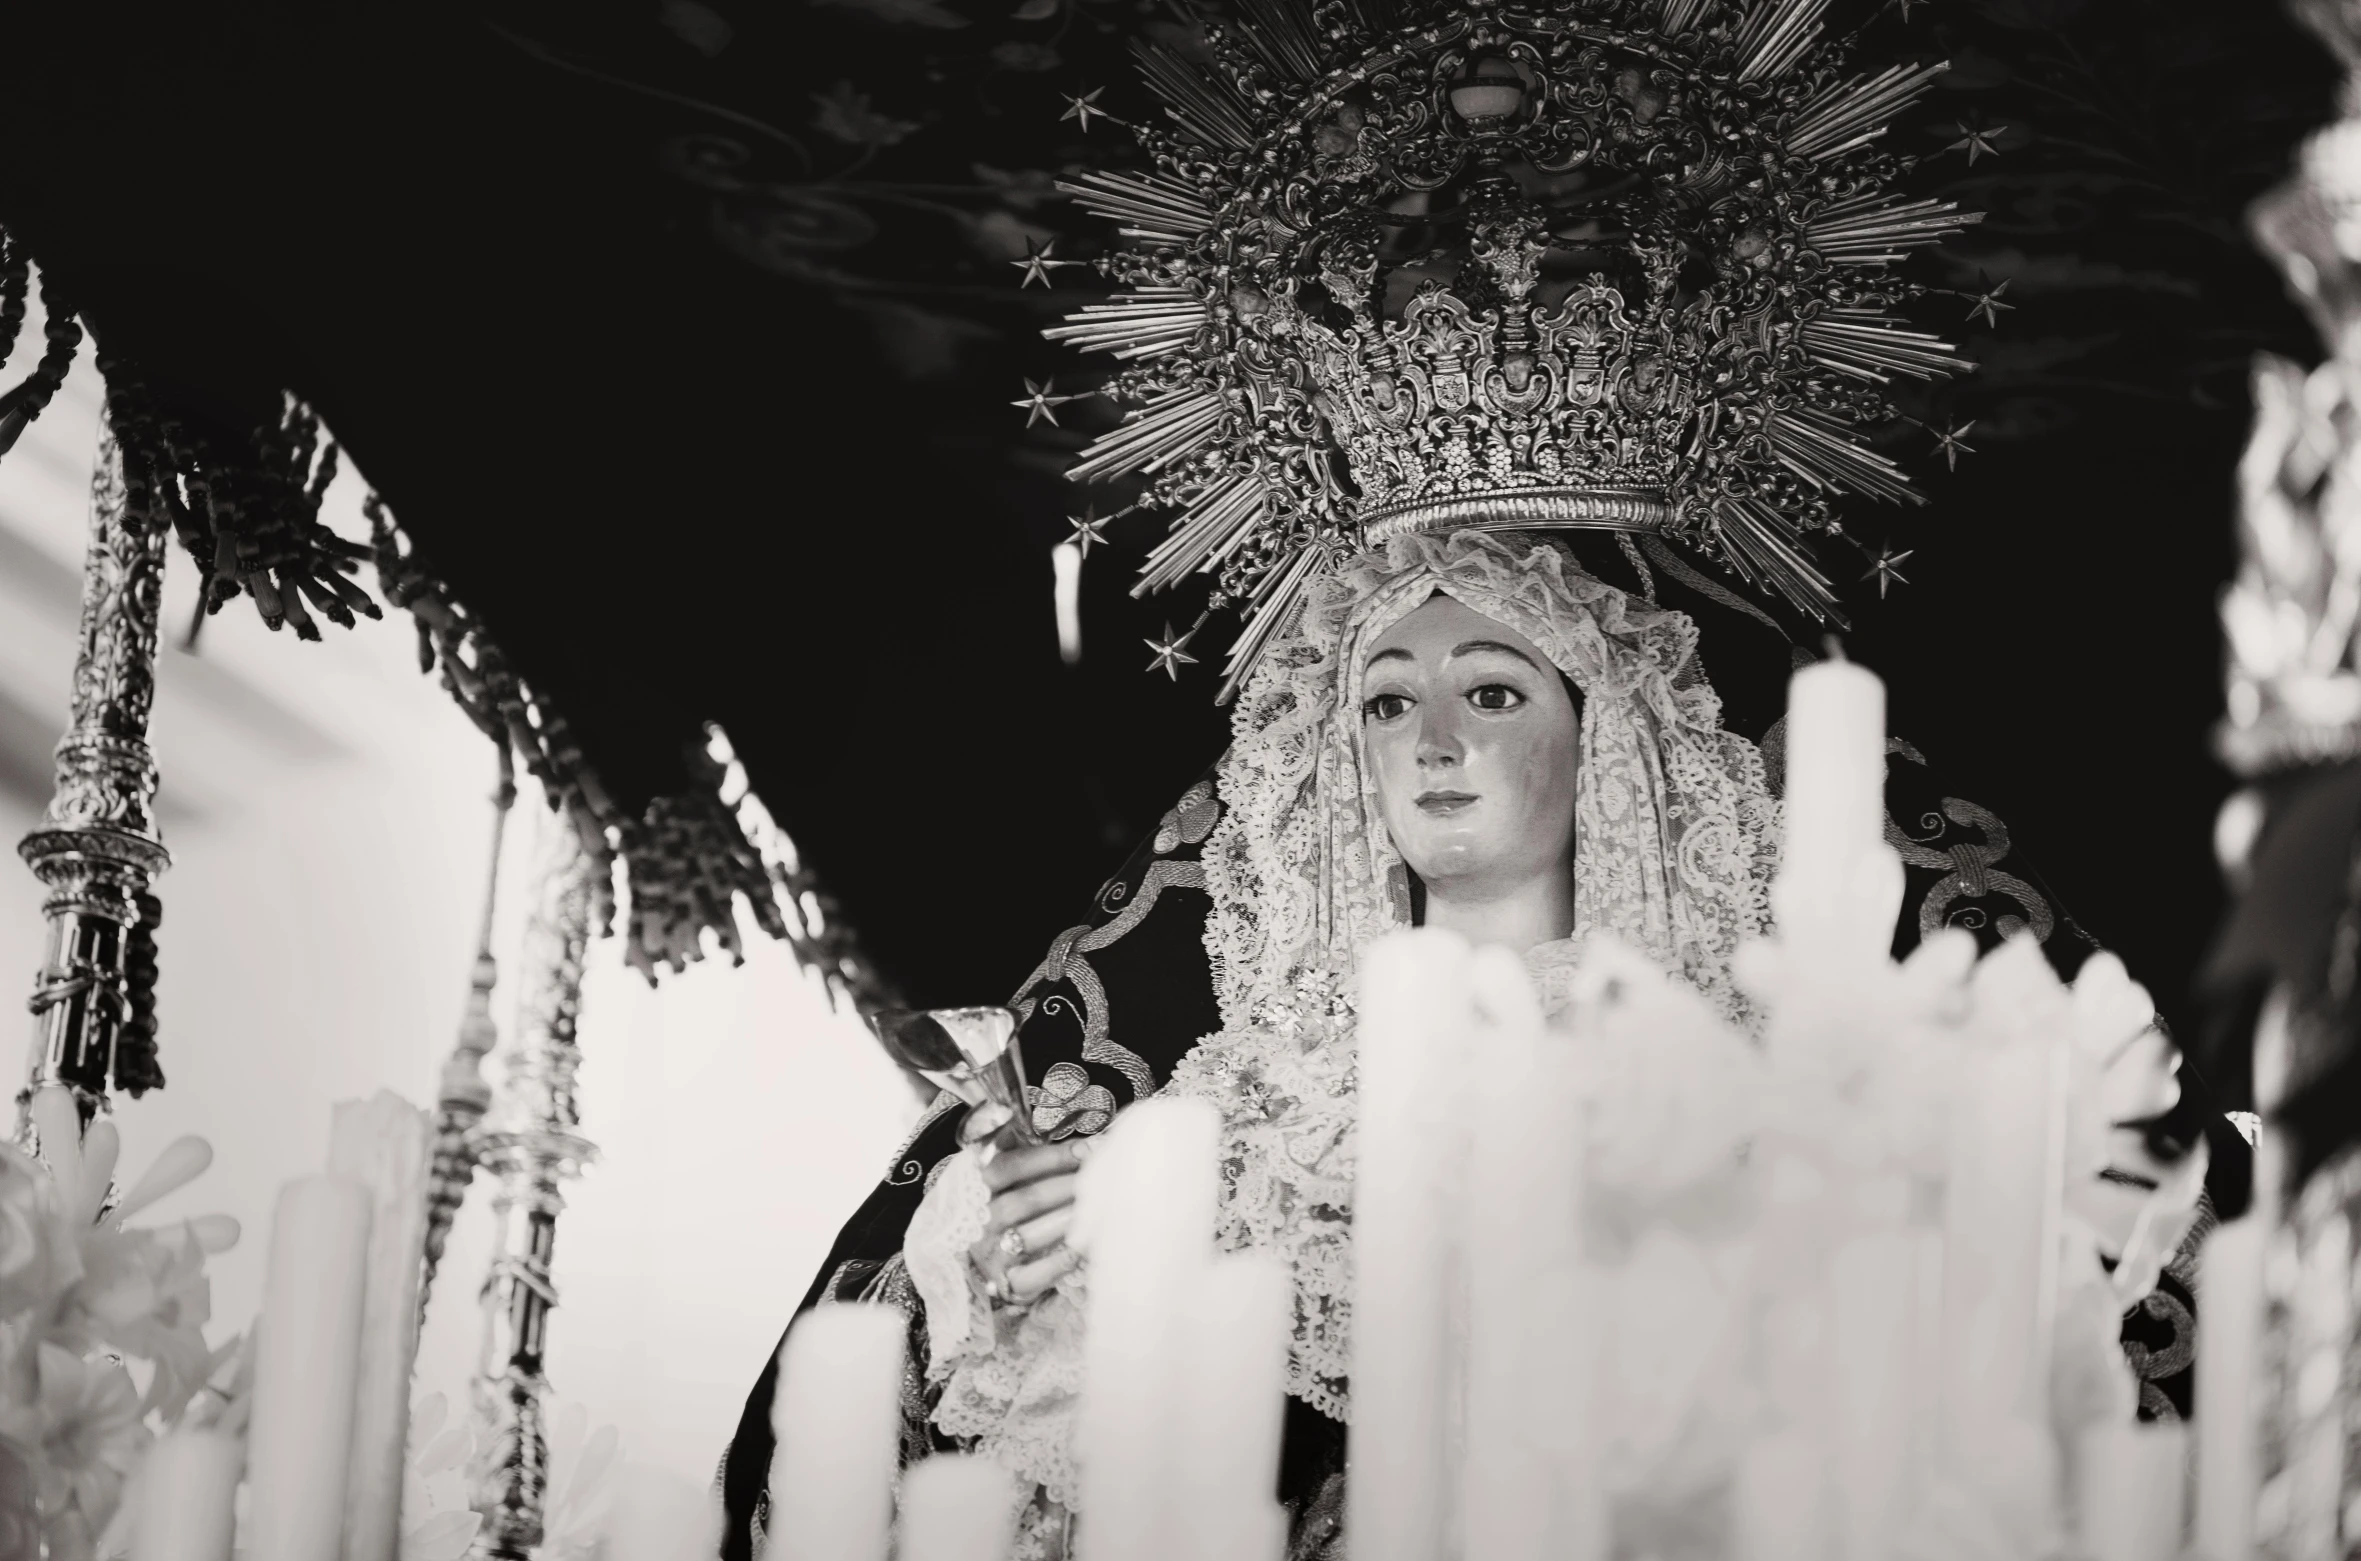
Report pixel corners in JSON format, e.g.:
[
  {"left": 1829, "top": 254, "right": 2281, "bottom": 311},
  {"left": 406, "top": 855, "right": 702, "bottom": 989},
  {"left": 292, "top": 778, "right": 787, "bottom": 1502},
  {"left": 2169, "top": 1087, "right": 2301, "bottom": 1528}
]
[{"left": 721, "top": 0, "right": 2212, "bottom": 1551}]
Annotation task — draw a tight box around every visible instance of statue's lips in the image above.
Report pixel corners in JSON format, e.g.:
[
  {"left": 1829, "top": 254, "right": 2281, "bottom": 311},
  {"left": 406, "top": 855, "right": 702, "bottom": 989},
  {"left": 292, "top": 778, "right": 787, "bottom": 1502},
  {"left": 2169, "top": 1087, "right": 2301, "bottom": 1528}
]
[{"left": 1414, "top": 791, "right": 1478, "bottom": 815}]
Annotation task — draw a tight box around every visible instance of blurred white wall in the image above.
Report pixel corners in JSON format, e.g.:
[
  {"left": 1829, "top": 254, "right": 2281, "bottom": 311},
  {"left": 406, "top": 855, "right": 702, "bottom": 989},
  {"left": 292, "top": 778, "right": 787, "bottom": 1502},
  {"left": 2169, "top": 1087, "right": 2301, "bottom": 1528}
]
[{"left": 0, "top": 327, "right": 920, "bottom": 1495}]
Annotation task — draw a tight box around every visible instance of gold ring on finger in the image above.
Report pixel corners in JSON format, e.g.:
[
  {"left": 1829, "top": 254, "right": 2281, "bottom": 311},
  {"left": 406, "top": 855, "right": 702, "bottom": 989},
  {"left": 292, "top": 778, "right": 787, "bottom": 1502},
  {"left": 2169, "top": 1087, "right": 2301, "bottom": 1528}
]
[{"left": 999, "top": 1227, "right": 1029, "bottom": 1263}]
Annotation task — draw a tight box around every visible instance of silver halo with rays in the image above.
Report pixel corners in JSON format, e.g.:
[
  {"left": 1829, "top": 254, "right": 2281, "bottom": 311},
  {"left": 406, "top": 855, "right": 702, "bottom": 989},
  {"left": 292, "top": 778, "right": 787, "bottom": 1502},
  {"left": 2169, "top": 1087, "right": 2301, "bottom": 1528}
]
[{"left": 1047, "top": 0, "right": 1976, "bottom": 698}]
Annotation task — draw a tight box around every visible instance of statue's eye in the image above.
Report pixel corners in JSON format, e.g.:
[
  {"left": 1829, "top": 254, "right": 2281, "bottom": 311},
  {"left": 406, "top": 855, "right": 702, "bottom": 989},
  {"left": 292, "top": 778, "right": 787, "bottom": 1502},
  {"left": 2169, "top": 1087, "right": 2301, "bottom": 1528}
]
[
  {"left": 1363, "top": 692, "right": 1412, "bottom": 722},
  {"left": 1468, "top": 683, "right": 1525, "bottom": 712}
]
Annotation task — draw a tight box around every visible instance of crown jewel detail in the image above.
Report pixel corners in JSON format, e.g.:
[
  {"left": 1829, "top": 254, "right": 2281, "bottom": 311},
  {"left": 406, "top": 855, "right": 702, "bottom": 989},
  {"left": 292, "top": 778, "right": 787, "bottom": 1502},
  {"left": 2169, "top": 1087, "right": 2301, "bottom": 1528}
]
[{"left": 1050, "top": 0, "right": 1976, "bottom": 694}]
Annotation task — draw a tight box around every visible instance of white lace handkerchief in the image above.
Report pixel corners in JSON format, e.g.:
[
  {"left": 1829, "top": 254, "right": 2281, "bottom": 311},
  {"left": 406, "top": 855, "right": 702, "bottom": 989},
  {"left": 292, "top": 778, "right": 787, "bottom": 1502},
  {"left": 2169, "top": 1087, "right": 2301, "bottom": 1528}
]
[{"left": 905, "top": 1147, "right": 993, "bottom": 1378}]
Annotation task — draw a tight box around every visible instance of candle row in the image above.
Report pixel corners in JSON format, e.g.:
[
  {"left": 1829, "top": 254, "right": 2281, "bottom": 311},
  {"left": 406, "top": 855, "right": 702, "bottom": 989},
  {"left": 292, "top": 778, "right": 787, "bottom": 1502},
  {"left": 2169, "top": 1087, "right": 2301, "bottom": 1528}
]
[
  {"left": 764, "top": 1098, "right": 1293, "bottom": 1561},
  {"left": 132, "top": 1093, "right": 431, "bottom": 1561}
]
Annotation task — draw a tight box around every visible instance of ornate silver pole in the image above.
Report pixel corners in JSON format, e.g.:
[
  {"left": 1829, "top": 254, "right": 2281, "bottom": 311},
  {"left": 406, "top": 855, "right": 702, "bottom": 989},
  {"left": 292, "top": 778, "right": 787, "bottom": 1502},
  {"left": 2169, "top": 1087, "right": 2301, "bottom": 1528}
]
[
  {"left": 15, "top": 415, "right": 169, "bottom": 1139},
  {"left": 418, "top": 756, "right": 517, "bottom": 1321},
  {"left": 469, "top": 814, "right": 598, "bottom": 1559}
]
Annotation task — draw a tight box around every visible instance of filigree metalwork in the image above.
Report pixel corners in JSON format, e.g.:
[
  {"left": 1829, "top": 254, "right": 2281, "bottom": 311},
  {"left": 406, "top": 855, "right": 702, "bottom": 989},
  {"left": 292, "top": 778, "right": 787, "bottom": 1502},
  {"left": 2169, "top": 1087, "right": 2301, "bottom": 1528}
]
[
  {"left": 418, "top": 761, "right": 518, "bottom": 1323},
  {"left": 468, "top": 817, "right": 599, "bottom": 1560},
  {"left": 15, "top": 416, "right": 171, "bottom": 1132},
  {"left": 1050, "top": 0, "right": 1974, "bottom": 694},
  {"left": 2221, "top": 81, "right": 2361, "bottom": 774}
]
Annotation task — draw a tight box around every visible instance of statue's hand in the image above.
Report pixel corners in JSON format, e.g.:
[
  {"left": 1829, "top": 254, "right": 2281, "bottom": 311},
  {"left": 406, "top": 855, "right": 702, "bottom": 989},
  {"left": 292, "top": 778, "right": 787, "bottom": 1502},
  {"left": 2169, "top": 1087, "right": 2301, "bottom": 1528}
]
[{"left": 967, "top": 1138, "right": 1091, "bottom": 1305}]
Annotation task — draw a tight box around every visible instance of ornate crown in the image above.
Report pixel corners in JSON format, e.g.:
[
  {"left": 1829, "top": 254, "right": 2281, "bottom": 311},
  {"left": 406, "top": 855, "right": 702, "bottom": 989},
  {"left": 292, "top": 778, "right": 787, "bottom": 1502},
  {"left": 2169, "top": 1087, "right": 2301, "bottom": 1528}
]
[{"left": 1046, "top": 0, "right": 1975, "bottom": 693}]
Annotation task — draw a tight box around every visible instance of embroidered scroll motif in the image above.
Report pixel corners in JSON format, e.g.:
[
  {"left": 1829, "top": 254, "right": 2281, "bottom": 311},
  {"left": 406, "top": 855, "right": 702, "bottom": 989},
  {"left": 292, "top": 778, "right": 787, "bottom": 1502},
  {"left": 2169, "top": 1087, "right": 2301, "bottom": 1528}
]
[
  {"left": 1887, "top": 796, "right": 2057, "bottom": 944},
  {"left": 1009, "top": 857, "right": 1209, "bottom": 1100},
  {"left": 1154, "top": 780, "right": 1220, "bottom": 856},
  {"left": 2123, "top": 1193, "right": 2213, "bottom": 1423},
  {"left": 884, "top": 1089, "right": 964, "bottom": 1186}
]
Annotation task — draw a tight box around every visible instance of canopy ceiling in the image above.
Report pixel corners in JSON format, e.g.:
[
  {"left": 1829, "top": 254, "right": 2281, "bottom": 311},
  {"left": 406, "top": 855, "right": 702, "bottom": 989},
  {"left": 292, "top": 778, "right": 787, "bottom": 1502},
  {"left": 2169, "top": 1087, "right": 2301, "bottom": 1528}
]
[{"left": 0, "top": 0, "right": 2335, "bottom": 1033}]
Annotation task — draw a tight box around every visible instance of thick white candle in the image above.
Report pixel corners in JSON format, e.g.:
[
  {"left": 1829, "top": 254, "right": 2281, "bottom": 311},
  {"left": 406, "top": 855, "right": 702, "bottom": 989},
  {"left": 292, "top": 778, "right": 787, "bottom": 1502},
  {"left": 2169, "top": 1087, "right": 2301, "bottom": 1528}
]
[
  {"left": 328, "top": 1092, "right": 432, "bottom": 1561},
  {"left": 1348, "top": 929, "right": 1474, "bottom": 1561},
  {"left": 900, "top": 1454, "right": 1018, "bottom": 1561},
  {"left": 245, "top": 1176, "right": 373, "bottom": 1561},
  {"left": 2195, "top": 1212, "right": 2266, "bottom": 1561},
  {"left": 1830, "top": 1232, "right": 1916, "bottom": 1561},
  {"left": 1173, "top": 1253, "right": 1292, "bottom": 1561},
  {"left": 1783, "top": 658, "right": 1886, "bottom": 865},
  {"left": 1776, "top": 658, "right": 1901, "bottom": 961},
  {"left": 1461, "top": 943, "right": 1596, "bottom": 1561},
  {"left": 2077, "top": 1422, "right": 2188, "bottom": 1561},
  {"left": 1939, "top": 1030, "right": 2057, "bottom": 1457},
  {"left": 131, "top": 1427, "right": 241, "bottom": 1561},
  {"left": 1075, "top": 1096, "right": 1222, "bottom": 1561},
  {"left": 767, "top": 1304, "right": 907, "bottom": 1561}
]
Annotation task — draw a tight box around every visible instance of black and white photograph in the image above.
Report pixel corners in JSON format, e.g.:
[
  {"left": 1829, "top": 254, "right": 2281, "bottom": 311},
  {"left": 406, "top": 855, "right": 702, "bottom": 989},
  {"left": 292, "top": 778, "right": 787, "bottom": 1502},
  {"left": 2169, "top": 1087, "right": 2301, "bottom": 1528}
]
[{"left": 0, "top": 0, "right": 2353, "bottom": 1557}]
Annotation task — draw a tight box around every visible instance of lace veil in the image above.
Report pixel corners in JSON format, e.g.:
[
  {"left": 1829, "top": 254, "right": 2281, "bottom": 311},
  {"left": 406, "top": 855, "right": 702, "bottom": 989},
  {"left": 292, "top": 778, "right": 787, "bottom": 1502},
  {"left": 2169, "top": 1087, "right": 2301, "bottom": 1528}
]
[
  {"left": 1173, "top": 528, "right": 1780, "bottom": 1420},
  {"left": 1202, "top": 528, "right": 1777, "bottom": 1034}
]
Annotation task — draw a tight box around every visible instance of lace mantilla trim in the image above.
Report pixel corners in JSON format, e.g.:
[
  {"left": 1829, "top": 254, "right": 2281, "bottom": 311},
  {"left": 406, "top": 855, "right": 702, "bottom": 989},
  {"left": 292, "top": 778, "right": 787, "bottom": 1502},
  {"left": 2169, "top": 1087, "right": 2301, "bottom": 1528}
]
[{"left": 909, "top": 1152, "right": 1095, "bottom": 1509}]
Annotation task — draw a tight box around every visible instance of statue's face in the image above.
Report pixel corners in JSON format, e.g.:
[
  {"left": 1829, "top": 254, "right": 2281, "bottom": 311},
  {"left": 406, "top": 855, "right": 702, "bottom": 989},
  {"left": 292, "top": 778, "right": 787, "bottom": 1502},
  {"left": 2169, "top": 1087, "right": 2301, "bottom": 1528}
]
[{"left": 1361, "top": 594, "right": 1580, "bottom": 906}]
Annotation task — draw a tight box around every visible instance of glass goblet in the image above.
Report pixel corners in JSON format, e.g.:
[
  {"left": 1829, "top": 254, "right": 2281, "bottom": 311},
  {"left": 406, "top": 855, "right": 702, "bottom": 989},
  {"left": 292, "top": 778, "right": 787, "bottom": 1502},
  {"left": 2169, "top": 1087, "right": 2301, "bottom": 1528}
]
[{"left": 872, "top": 1005, "right": 1041, "bottom": 1149}]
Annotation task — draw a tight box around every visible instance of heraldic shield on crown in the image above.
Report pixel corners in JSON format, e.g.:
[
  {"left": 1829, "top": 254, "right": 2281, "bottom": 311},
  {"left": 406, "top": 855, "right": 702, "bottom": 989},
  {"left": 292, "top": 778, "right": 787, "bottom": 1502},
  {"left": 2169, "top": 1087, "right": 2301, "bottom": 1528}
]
[{"left": 1048, "top": 0, "right": 1976, "bottom": 694}]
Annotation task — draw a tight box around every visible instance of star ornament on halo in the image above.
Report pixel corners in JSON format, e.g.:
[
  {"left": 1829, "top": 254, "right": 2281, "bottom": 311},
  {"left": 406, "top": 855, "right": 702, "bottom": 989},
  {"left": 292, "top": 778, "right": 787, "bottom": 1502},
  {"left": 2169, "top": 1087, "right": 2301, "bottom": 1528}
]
[
  {"left": 1013, "top": 377, "right": 1080, "bottom": 428},
  {"left": 1947, "top": 119, "right": 2006, "bottom": 165},
  {"left": 1061, "top": 89, "right": 1120, "bottom": 133},
  {"left": 1012, "top": 237, "right": 1078, "bottom": 290},
  {"left": 1930, "top": 419, "right": 1978, "bottom": 470},
  {"left": 1962, "top": 273, "right": 2015, "bottom": 328},
  {"left": 1067, "top": 507, "right": 1112, "bottom": 556},
  {"left": 1144, "top": 623, "right": 1199, "bottom": 680},
  {"left": 1861, "top": 547, "right": 1915, "bottom": 599}
]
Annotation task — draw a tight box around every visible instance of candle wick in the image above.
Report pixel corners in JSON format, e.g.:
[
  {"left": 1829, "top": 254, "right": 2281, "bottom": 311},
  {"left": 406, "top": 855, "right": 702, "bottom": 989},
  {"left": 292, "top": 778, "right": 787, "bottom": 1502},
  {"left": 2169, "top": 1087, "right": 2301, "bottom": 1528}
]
[{"left": 1822, "top": 634, "right": 1848, "bottom": 663}]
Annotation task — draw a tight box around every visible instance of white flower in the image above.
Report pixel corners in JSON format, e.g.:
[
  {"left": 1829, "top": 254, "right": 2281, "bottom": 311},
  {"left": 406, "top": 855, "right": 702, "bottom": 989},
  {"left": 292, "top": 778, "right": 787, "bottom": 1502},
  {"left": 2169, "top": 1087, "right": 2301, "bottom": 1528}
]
[
  {"left": 0, "top": 1145, "right": 83, "bottom": 1330},
  {"left": 401, "top": 1394, "right": 481, "bottom": 1561},
  {"left": 540, "top": 1400, "right": 621, "bottom": 1561},
  {"left": 0, "top": 1124, "right": 236, "bottom": 1553},
  {"left": 3, "top": 1342, "right": 149, "bottom": 1541}
]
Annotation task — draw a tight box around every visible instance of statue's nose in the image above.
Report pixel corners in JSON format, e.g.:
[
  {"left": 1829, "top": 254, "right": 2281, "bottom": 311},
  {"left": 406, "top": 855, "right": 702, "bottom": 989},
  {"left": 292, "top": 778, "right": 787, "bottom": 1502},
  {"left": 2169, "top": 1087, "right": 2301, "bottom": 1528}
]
[{"left": 1415, "top": 709, "right": 1465, "bottom": 767}]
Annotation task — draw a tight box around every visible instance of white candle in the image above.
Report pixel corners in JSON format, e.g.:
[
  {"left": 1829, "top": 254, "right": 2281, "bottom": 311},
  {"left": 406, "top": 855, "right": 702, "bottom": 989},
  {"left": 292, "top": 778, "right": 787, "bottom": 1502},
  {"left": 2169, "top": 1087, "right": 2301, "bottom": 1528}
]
[
  {"left": 1173, "top": 1253, "right": 1292, "bottom": 1561},
  {"left": 1783, "top": 658, "right": 1886, "bottom": 868},
  {"left": 1775, "top": 658, "right": 1900, "bottom": 962},
  {"left": 2195, "top": 1212, "right": 2267, "bottom": 1561},
  {"left": 2077, "top": 1422, "right": 2189, "bottom": 1561},
  {"left": 328, "top": 1092, "right": 431, "bottom": 1561},
  {"left": 131, "top": 1427, "right": 241, "bottom": 1561},
  {"left": 245, "top": 1176, "right": 373, "bottom": 1561},
  {"left": 1829, "top": 1232, "right": 1916, "bottom": 1561},
  {"left": 767, "top": 1304, "right": 907, "bottom": 1561},
  {"left": 1461, "top": 943, "right": 1596, "bottom": 1561},
  {"left": 1939, "top": 1028, "right": 2058, "bottom": 1457},
  {"left": 1075, "top": 1096, "right": 1222, "bottom": 1561},
  {"left": 900, "top": 1454, "right": 1018, "bottom": 1561},
  {"left": 1347, "top": 928, "right": 1474, "bottom": 1561}
]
